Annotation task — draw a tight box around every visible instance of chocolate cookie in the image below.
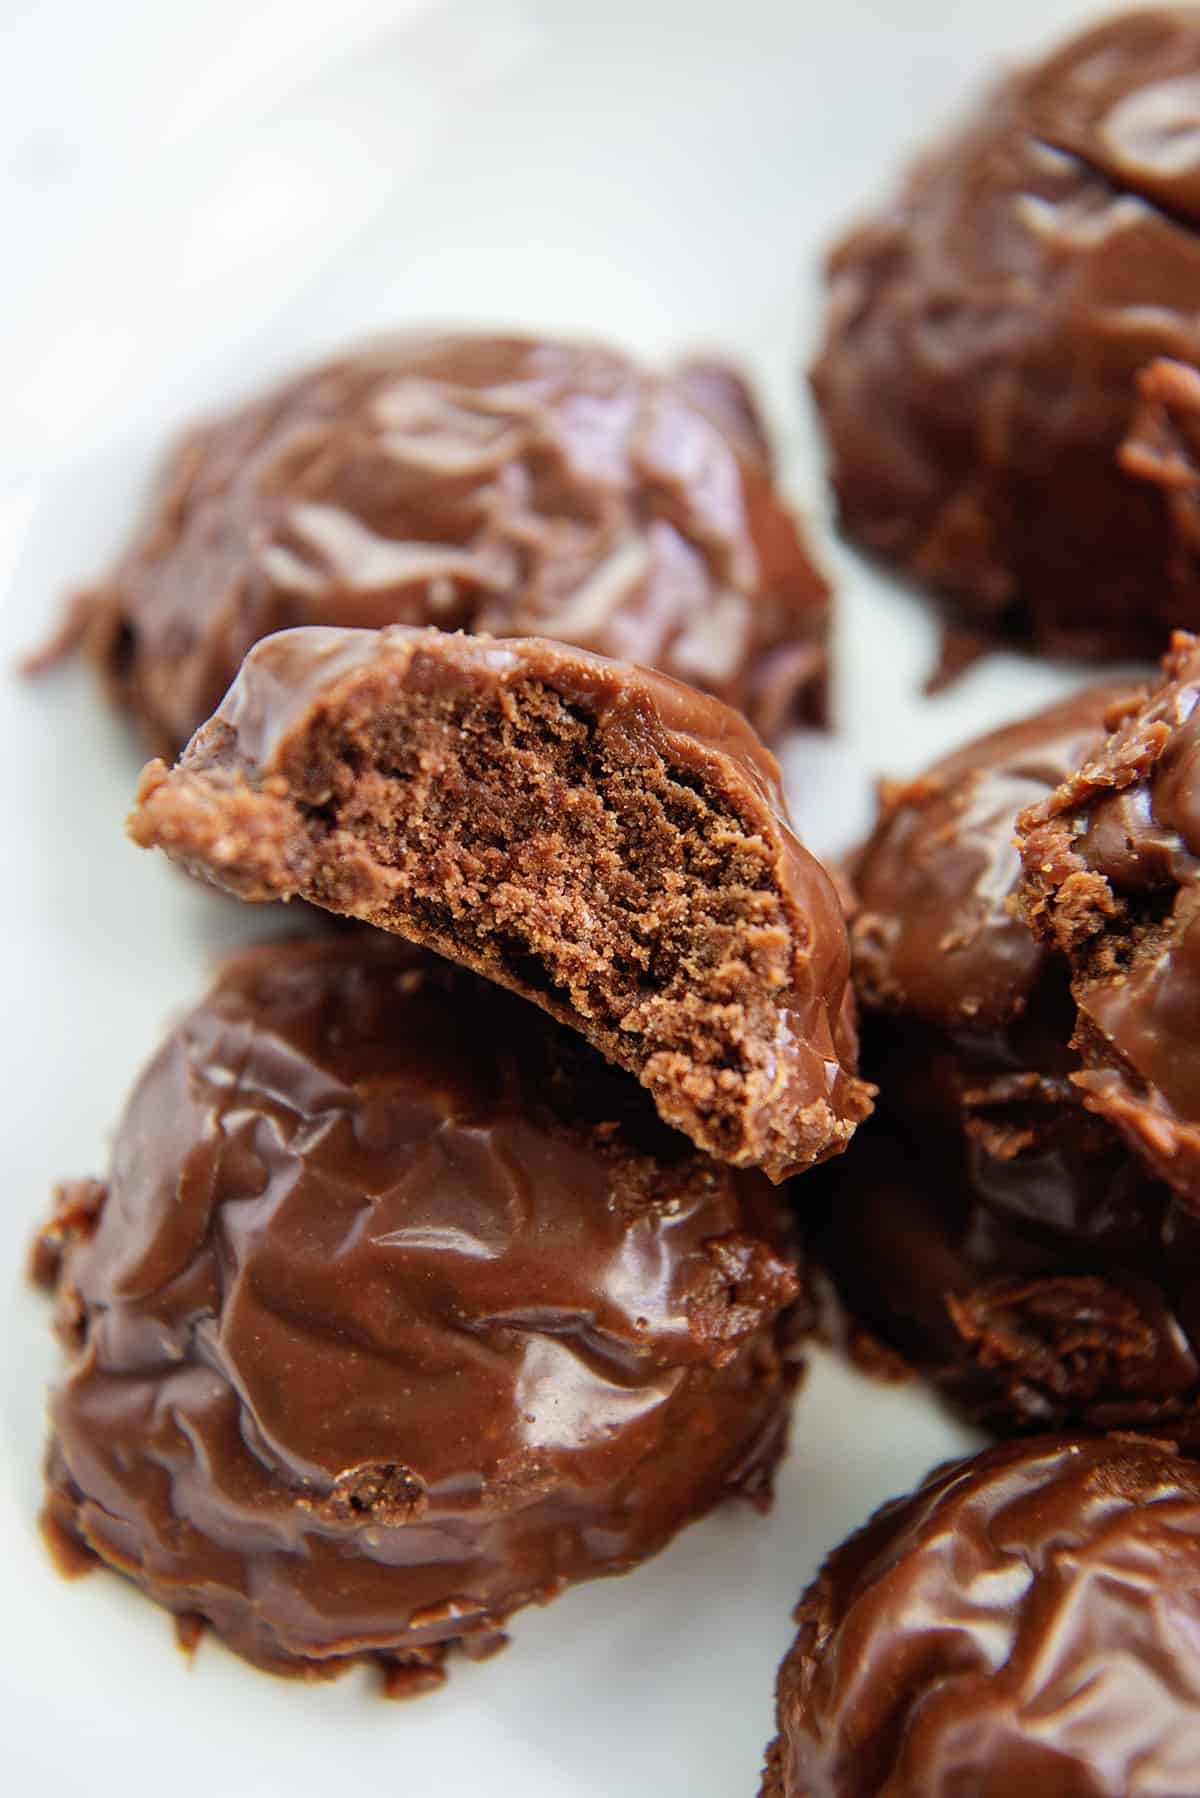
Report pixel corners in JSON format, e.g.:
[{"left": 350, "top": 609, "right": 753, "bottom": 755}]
[
  {"left": 763, "top": 1435, "right": 1200, "bottom": 1797},
  {"left": 810, "top": 678, "right": 1200, "bottom": 1446},
  {"left": 127, "top": 625, "right": 873, "bottom": 1183},
  {"left": 36, "top": 938, "right": 803, "bottom": 1692},
  {"left": 811, "top": 9, "right": 1200, "bottom": 664},
  {"left": 44, "top": 334, "right": 829, "bottom": 756},
  {"left": 1020, "top": 631, "right": 1200, "bottom": 1205}
]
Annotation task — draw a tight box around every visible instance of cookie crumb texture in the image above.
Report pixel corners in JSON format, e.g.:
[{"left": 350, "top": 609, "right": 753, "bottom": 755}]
[
  {"left": 52, "top": 333, "right": 829, "bottom": 757},
  {"left": 812, "top": 9, "right": 1200, "bottom": 662},
  {"left": 762, "top": 1435, "right": 1200, "bottom": 1797},
  {"left": 37, "top": 938, "right": 804, "bottom": 1690},
  {"left": 129, "top": 626, "right": 871, "bottom": 1182},
  {"left": 1019, "top": 630, "right": 1200, "bottom": 1205}
]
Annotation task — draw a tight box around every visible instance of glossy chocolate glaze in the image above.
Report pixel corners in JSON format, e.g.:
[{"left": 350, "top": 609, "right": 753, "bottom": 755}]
[
  {"left": 37, "top": 938, "right": 803, "bottom": 1691},
  {"left": 813, "top": 677, "right": 1200, "bottom": 1443},
  {"left": 54, "top": 334, "right": 829, "bottom": 757},
  {"left": 851, "top": 685, "right": 1135, "bottom": 1033},
  {"left": 762, "top": 1435, "right": 1200, "bottom": 1797},
  {"left": 128, "top": 625, "right": 872, "bottom": 1183},
  {"left": 811, "top": 9, "right": 1200, "bottom": 663},
  {"left": 1021, "top": 632, "right": 1200, "bottom": 1205},
  {"left": 814, "top": 1097, "right": 1200, "bottom": 1443}
]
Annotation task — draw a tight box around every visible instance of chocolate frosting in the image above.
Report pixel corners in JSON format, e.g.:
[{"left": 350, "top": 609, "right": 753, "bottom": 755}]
[
  {"left": 811, "top": 8, "right": 1200, "bottom": 662},
  {"left": 1120, "top": 358, "right": 1200, "bottom": 575},
  {"left": 851, "top": 685, "right": 1135, "bottom": 1033},
  {"left": 128, "top": 625, "right": 871, "bottom": 1183},
  {"left": 37, "top": 938, "right": 802, "bottom": 1690},
  {"left": 55, "top": 334, "right": 829, "bottom": 757},
  {"left": 763, "top": 1435, "right": 1200, "bottom": 1797},
  {"left": 1020, "top": 631, "right": 1200, "bottom": 1204},
  {"left": 812, "top": 676, "right": 1200, "bottom": 1443},
  {"left": 813, "top": 1099, "right": 1200, "bottom": 1443}
]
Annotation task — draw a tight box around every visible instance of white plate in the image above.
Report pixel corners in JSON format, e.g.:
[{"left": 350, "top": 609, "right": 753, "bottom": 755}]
[{"left": 0, "top": 3, "right": 1135, "bottom": 1793}]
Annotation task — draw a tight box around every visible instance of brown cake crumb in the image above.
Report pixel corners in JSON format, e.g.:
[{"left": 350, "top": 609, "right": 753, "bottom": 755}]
[{"left": 128, "top": 626, "right": 871, "bottom": 1182}]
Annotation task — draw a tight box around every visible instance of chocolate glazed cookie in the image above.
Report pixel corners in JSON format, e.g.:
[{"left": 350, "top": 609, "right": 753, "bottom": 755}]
[
  {"left": 812, "top": 9, "right": 1200, "bottom": 665},
  {"left": 36, "top": 938, "right": 805, "bottom": 1693},
  {"left": 762, "top": 1435, "right": 1200, "bottom": 1797},
  {"left": 809, "top": 677, "right": 1200, "bottom": 1448},
  {"left": 128, "top": 626, "right": 873, "bottom": 1182},
  {"left": 37, "top": 333, "right": 829, "bottom": 756},
  {"left": 1020, "top": 632, "right": 1200, "bottom": 1206}
]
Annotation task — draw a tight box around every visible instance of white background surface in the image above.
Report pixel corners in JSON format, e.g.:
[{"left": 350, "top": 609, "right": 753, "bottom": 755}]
[{"left": 0, "top": 3, "right": 1147, "bottom": 1793}]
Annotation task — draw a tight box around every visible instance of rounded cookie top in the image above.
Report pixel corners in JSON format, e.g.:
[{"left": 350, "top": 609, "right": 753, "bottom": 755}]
[
  {"left": 764, "top": 1434, "right": 1200, "bottom": 1798},
  {"left": 811, "top": 8, "right": 1200, "bottom": 662},
  {"left": 129, "top": 625, "right": 872, "bottom": 1183},
  {"left": 40, "top": 936, "right": 801, "bottom": 1688},
  {"left": 63, "top": 332, "right": 829, "bottom": 756}
]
